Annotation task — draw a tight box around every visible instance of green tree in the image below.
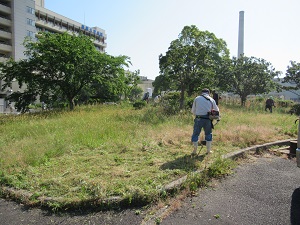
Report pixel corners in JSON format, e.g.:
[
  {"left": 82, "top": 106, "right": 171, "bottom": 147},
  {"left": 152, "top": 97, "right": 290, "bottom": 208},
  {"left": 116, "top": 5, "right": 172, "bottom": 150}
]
[
  {"left": 122, "top": 70, "right": 141, "bottom": 101},
  {"left": 222, "top": 55, "right": 280, "bottom": 106},
  {"left": 157, "top": 25, "right": 229, "bottom": 109},
  {"left": 282, "top": 61, "right": 300, "bottom": 89},
  {"left": 152, "top": 74, "right": 172, "bottom": 96},
  {"left": 0, "top": 32, "right": 129, "bottom": 111},
  {"left": 77, "top": 69, "right": 138, "bottom": 104},
  {"left": 128, "top": 86, "right": 143, "bottom": 101}
]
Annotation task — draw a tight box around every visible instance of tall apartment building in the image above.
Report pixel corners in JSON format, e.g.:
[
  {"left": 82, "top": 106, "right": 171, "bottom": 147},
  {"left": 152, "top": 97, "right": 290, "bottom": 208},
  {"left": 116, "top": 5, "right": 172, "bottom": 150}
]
[{"left": 0, "top": 0, "right": 107, "bottom": 112}]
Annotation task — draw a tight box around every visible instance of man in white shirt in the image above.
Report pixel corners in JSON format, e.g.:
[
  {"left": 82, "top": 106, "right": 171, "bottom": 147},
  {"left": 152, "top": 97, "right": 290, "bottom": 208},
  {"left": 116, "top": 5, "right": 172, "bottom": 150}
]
[{"left": 191, "top": 88, "right": 219, "bottom": 154}]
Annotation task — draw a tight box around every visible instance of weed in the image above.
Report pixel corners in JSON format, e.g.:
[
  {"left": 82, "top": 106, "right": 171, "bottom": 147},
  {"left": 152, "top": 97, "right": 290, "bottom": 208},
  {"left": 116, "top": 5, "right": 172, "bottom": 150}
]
[
  {"left": 155, "top": 217, "right": 162, "bottom": 224},
  {"left": 207, "top": 158, "right": 237, "bottom": 179},
  {"left": 214, "top": 214, "right": 221, "bottom": 219}
]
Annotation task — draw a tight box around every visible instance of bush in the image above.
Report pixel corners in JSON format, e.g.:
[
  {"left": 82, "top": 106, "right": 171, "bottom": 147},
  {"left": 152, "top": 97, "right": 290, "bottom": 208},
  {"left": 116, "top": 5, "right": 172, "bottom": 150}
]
[
  {"left": 276, "top": 100, "right": 294, "bottom": 108},
  {"left": 255, "top": 96, "right": 264, "bottom": 103},
  {"left": 159, "top": 92, "right": 181, "bottom": 115},
  {"left": 290, "top": 104, "right": 300, "bottom": 115},
  {"left": 133, "top": 100, "right": 147, "bottom": 109},
  {"left": 158, "top": 92, "right": 193, "bottom": 115},
  {"left": 185, "top": 96, "right": 194, "bottom": 109}
]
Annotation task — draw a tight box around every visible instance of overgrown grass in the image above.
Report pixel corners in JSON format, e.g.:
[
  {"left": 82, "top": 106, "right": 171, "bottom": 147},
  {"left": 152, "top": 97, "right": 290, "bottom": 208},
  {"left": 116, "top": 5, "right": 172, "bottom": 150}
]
[{"left": 0, "top": 102, "right": 297, "bottom": 209}]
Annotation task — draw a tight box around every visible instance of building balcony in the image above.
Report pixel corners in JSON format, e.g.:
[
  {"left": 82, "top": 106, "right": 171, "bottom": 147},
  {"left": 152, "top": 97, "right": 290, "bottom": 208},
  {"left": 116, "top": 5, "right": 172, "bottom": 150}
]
[
  {"left": 94, "top": 40, "right": 107, "bottom": 49},
  {"left": 0, "top": 3, "right": 11, "bottom": 14},
  {"left": 0, "top": 29, "right": 11, "bottom": 39},
  {"left": 0, "top": 43, "right": 12, "bottom": 52},
  {"left": 35, "top": 19, "right": 51, "bottom": 28},
  {"left": 0, "top": 16, "right": 11, "bottom": 27}
]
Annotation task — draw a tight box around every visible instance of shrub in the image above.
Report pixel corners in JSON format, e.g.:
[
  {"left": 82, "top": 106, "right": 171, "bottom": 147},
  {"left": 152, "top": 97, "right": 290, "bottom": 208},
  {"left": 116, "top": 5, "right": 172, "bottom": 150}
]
[
  {"left": 290, "top": 104, "right": 300, "bottom": 115},
  {"left": 185, "top": 96, "right": 194, "bottom": 109},
  {"left": 276, "top": 99, "right": 294, "bottom": 108},
  {"left": 133, "top": 100, "right": 147, "bottom": 109},
  {"left": 161, "top": 92, "right": 181, "bottom": 115},
  {"left": 159, "top": 92, "right": 193, "bottom": 115}
]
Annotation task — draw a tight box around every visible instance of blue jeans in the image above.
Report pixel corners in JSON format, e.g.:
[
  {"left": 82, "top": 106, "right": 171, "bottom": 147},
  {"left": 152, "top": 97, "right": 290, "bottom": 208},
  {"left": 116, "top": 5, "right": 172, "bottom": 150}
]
[{"left": 191, "top": 116, "right": 212, "bottom": 143}]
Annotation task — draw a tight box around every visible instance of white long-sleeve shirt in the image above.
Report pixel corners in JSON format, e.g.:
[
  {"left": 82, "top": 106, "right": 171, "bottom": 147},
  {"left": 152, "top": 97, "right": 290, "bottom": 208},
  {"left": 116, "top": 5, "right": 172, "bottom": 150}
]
[{"left": 191, "top": 93, "right": 219, "bottom": 116}]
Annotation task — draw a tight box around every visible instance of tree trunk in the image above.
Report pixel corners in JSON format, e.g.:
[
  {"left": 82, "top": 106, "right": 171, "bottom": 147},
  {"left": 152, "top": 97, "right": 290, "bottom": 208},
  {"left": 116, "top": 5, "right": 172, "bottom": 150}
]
[
  {"left": 180, "top": 86, "right": 185, "bottom": 109},
  {"left": 241, "top": 95, "right": 247, "bottom": 106},
  {"left": 69, "top": 98, "right": 75, "bottom": 110}
]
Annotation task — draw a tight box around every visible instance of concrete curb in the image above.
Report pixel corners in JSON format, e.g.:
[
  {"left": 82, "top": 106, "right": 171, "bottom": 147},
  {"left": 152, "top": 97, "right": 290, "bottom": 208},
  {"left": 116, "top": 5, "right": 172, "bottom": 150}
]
[{"left": 222, "top": 139, "right": 294, "bottom": 160}]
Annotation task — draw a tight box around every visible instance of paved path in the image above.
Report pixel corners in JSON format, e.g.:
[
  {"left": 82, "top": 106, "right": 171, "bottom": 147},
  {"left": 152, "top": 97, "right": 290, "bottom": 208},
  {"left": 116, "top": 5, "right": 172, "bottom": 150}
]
[{"left": 162, "top": 155, "right": 300, "bottom": 225}]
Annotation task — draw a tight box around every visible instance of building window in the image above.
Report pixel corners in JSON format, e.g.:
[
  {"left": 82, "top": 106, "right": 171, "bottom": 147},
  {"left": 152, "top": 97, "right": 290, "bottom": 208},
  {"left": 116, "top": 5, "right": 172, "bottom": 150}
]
[
  {"left": 26, "top": 30, "right": 35, "bottom": 38},
  {"left": 27, "top": 18, "right": 35, "bottom": 26},
  {"left": 27, "top": 6, "right": 35, "bottom": 15}
]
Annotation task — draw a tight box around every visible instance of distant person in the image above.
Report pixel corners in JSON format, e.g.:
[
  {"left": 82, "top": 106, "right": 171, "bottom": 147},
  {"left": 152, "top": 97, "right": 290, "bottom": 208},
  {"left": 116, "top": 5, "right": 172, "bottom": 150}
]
[
  {"left": 142, "top": 92, "right": 150, "bottom": 103},
  {"left": 265, "top": 97, "right": 275, "bottom": 113},
  {"left": 212, "top": 90, "right": 220, "bottom": 105},
  {"left": 154, "top": 95, "right": 161, "bottom": 103}
]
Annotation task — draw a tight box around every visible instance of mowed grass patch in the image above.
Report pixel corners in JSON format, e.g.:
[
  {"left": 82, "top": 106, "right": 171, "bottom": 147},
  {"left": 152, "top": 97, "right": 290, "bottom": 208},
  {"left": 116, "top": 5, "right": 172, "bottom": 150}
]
[{"left": 0, "top": 103, "right": 297, "bottom": 208}]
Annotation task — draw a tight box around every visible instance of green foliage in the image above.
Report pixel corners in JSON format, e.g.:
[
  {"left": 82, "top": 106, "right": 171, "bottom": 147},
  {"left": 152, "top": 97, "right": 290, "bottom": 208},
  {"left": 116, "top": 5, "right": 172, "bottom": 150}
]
[
  {"left": 207, "top": 158, "right": 236, "bottom": 178},
  {"left": 0, "top": 32, "right": 130, "bottom": 111},
  {"left": 157, "top": 25, "right": 230, "bottom": 109},
  {"left": 276, "top": 99, "right": 294, "bottom": 108},
  {"left": 186, "top": 158, "right": 236, "bottom": 193},
  {"left": 282, "top": 61, "right": 300, "bottom": 89},
  {"left": 185, "top": 96, "right": 195, "bottom": 109},
  {"left": 9, "top": 91, "right": 36, "bottom": 113},
  {"left": 128, "top": 85, "right": 143, "bottom": 102},
  {"left": 158, "top": 92, "right": 194, "bottom": 115},
  {"left": 133, "top": 100, "right": 147, "bottom": 109},
  {"left": 290, "top": 104, "right": 300, "bottom": 115},
  {"left": 160, "top": 92, "right": 181, "bottom": 115},
  {"left": 255, "top": 96, "right": 264, "bottom": 102},
  {"left": 219, "top": 55, "right": 280, "bottom": 106},
  {"left": 152, "top": 75, "right": 171, "bottom": 96}
]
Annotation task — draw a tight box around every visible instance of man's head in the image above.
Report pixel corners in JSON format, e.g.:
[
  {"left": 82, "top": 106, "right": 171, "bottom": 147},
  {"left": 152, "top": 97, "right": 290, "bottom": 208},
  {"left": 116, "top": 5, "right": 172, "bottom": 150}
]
[{"left": 202, "top": 88, "right": 210, "bottom": 94}]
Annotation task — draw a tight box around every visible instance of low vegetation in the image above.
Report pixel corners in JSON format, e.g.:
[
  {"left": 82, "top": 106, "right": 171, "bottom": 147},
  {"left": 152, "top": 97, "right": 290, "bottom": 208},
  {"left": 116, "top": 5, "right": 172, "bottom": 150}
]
[{"left": 0, "top": 99, "right": 297, "bottom": 210}]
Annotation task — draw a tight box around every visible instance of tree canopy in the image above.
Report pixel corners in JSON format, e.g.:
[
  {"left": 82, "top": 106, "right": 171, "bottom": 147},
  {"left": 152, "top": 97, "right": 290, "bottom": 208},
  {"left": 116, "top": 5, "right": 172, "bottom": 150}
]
[
  {"left": 282, "top": 61, "right": 300, "bottom": 89},
  {"left": 156, "top": 25, "right": 230, "bottom": 109},
  {"left": 0, "top": 32, "right": 131, "bottom": 111},
  {"left": 220, "top": 55, "right": 280, "bottom": 106}
]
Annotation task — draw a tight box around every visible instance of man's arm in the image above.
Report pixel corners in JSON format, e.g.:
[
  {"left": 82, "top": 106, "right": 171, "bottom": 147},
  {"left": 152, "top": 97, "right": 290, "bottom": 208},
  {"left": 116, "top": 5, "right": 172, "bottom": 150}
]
[{"left": 191, "top": 100, "right": 196, "bottom": 115}]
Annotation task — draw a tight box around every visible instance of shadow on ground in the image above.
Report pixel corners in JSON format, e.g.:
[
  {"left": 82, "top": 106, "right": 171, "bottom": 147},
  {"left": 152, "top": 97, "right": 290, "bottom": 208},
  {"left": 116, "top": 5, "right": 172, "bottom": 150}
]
[{"left": 160, "top": 153, "right": 206, "bottom": 171}]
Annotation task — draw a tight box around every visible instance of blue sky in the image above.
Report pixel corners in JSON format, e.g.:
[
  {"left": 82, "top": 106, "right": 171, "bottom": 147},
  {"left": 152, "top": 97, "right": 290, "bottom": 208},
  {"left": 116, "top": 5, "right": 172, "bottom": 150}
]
[{"left": 45, "top": 0, "right": 300, "bottom": 80}]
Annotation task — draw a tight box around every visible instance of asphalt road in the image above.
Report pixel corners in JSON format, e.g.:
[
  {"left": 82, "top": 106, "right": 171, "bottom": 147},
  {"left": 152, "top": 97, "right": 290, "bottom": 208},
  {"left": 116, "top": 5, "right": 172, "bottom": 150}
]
[
  {"left": 162, "top": 154, "right": 300, "bottom": 225},
  {"left": 1, "top": 154, "right": 300, "bottom": 225}
]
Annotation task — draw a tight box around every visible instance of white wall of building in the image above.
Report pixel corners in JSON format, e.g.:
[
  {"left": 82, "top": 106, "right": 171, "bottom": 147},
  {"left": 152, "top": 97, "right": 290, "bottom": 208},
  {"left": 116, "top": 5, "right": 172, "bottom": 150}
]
[{"left": 11, "top": 0, "right": 36, "bottom": 60}]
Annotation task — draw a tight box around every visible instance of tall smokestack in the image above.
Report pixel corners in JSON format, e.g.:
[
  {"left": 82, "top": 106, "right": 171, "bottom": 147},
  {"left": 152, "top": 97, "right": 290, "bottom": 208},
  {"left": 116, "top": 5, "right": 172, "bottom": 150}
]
[{"left": 237, "top": 11, "right": 244, "bottom": 58}]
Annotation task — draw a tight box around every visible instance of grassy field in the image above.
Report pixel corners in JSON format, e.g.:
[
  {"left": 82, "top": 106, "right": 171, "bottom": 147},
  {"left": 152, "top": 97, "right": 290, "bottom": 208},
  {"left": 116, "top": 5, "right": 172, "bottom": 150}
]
[{"left": 0, "top": 101, "right": 298, "bottom": 209}]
